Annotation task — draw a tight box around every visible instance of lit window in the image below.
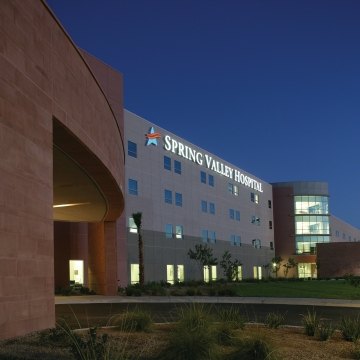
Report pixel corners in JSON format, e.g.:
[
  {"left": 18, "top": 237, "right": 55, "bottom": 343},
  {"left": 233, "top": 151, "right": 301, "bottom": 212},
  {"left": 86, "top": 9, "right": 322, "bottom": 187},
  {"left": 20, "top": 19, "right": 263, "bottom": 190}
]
[
  {"left": 234, "top": 265, "right": 242, "bottom": 281},
  {"left": 204, "top": 265, "right": 217, "bottom": 282},
  {"left": 235, "top": 210, "right": 240, "bottom": 221},
  {"left": 269, "top": 221, "right": 273, "bottom": 229},
  {"left": 177, "top": 265, "right": 184, "bottom": 282},
  {"left": 164, "top": 156, "right": 171, "bottom": 170},
  {"left": 164, "top": 189, "right": 172, "bottom": 204},
  {"left": 200, "top": 171, "right": 207, "bottom": 184},
  {"left": 201, "top": 200, "right": 208, "bottom": 213},
  {"left": 128, "top": 179, "right": 138, "bottom": 195},
  {"left": 69, "top": 260, "right": 84, "bottom": 285},
  {"left": 251, "top": 192, "right": 259, "bottom": 204},
  {"left": 234, "top": 185, "right": 238, "bottom": 196},
  {"left": 174, "top": 160, "right": 181, "bottom": 174},
  {"left": 175, "top": 192, "right": 183, "bottom": 207},
  {"left": 209, "top": 202, "right": 215, "bottom": 215},
  {"left": 129, "top": 217, "right": 138, "bottom": 233},
  {"left": 229, "top": 209, "right": 235, "bottom": 219},
  {"left": 208, "top": 174, "right": 214, "bottom": 187},
  {"left": 175, "top": 225, "right": 183, "bottom": 239},
  {"left": 165, "top": 224, "right": 173, "bottom": 239},
  {"left": 130, "top": 264, "right": 139, "bottom": 284},
  {"left": 128, "top": 141, "right": 137, "bottom": 158},
  {"left": 253, "top": 266, "right": 262, "bottom": 279},
  {"left": 167, "top": 265, "right": 174, "bottom": 284}
]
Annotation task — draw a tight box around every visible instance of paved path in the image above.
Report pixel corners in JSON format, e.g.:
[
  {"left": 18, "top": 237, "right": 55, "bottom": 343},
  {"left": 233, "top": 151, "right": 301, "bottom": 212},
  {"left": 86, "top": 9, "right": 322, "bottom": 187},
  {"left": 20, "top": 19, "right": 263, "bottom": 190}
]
[{"left": 55, "top": 295, "right": 360, "bottom": 308}]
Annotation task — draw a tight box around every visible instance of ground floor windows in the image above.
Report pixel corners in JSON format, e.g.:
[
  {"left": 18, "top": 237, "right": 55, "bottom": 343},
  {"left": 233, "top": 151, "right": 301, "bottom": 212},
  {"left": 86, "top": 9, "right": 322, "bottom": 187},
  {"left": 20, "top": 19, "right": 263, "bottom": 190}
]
[
  {"left": 233, "top": 266, "right": 242, "bottom": 281},
  {"left": 175, "top": 225, "right": 183, "bottom": 239},
  {"left": 131, "top": 263, "right": 139, "bottom": 284},
  {"left": 295, "top": 235, "right": 330, "bottom": 254},
  {"left": 204, "top": 265, "right": 217, "bottom": 282},
  {"left": 253, "top": 266, "right": 262, "bottom": 280},
  {"left": 69, "top": 260, "right": 84, "bottom": 285},
  {"left": 165, "top": 224, "right": 173, "bottom": 239},
  {"left": 201, "top": 230, "right": 216, "bottom": 243},
  {"left": 252, "top": 239, "right": 261, "bottom": 249},
  {"left": 298, "top": 263, "right": 317, "bottom": 279},
  {"left": 167, "top": 264, "right": 185, "bottom": 284}
]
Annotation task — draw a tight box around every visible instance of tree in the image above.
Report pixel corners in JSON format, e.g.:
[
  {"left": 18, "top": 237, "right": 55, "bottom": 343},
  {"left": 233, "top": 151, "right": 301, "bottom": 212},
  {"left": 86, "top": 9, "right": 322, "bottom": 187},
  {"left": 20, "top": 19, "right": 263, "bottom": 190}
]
[
  {"left": 220, "top": 251, "right": 242, "bottom": 281},
  {"left": 132, "top": 212, "right": 144, "bottom": 286},
  {"left": 188, "top": 244, "right": 218, "bottom": 282},
  {"left": 283, "top": 257, "right": 298, "bottom": 278},
  {"left": 271, "top": 256, "right": 283, "bottom": 278}
]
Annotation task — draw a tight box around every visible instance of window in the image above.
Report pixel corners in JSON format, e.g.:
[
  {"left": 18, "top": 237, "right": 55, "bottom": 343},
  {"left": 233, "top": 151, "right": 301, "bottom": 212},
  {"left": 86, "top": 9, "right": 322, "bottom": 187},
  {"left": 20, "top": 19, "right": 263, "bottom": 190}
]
[
  {"left": 231, "top": 235, "right": 241, "bottom": 246},
  {"left": 229, "top": 209, "right": 235, "bottom": 219},
  {"left": 335, "top": 230, "right": 340, "bottom": 237},
  {"left": 200, "top": 171, "right": 207, "bottom": 184},
  {"left": 201, "top": 229, "right": 208, "bottom": 243},
  {"left": 177, "top": 265, "right": 184, "bottom": 282},
  {"left": 165, "top": 224, "right": 173, "bottom": 239},
  {"left": 208, "top": 230, "right": 216, "bottom": 244},
  {"left": 129, "top": 217, "right": 138, "bottom": 233},
  {"left": 130, "top": 264, "right": 139, "bottom": 284},
  {"left": 253, "top": 266, "right": 262, "bottom": 280},
  {"left": 209, "top": 202, "right": 215, "bottom": 214},
  {"left": 268, "top": 200, "right": 272, "bottom": 209},
  {"left": 175, "top": 192, "right": 183, "bottom": 207},
  {"left": 204, "top": 265, "right": 217, "bottom": 282},
  {"left": 175, "top": 225, "right": 183, "bottom": 239},
  {"left": 164, "top": 156, "right": 171, "bottom": 170},
  {"left": 174, "top": 160, "right": 182, "bottom": 174},
  {"left": 269, "top": 220, "right": 273, "bottom": 229},
  {"left": 270, "top": 241, "right": 274, "bottom": 250},
  {"left": 251, "top": 192, "right": 259, "bottom": 204},
  {"left": 128, "top": 141, "right": 137, "bottom": 158},
  {"left": 164, "top": 189, "right": 172, "bottom": 204},
  {"left": 228, "top": 183, "right": 238, "bottom": 196},
  {"left": 208, "top": 174, "right": 214, "bottom": 187},
  {"left": 128, "top": 179, "right": 138, "bottom": 195},
  {"left": 235, "top": 210, "right": 240, "bottom": 221},
  {"left": 69, "top": 260, "right": 84, "bottom": 285},
  {"left": 251, "top": 216, "right": 260, "bottom": 225},
  {"left": 233, "top": 266, "right": 242, "bottom": 281},
  {"left": 166, "top": 265, "right": 174, "bottom": 284},
  {"left": 201, "top": 200, "right": 208, "bottom": 213},
  {"left": 252, "top": 239, "right": 261, "bottom": 249}
]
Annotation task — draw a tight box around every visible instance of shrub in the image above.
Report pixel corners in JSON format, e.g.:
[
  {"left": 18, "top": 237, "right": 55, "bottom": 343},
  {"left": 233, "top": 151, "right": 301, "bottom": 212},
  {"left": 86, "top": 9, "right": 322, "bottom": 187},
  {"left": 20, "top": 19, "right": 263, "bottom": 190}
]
[
  {"left": 316, "top": 321, "right": 334, "bottom": 341},
  {"left": 215, "top": 306, "right": 245, "bottom": 330},
  {"left": 185, "top": 288, "right": 196, "bottom": 296},
  {"left": 353, "top": 343, "right": 360, "bottom": 359},
  {"left": 159, "top": 304, "right": 216, "bottom": 360},
  {"left": 340, "top": 316, "right": 360, "bottom": 342},
  {"left": 265, "top": 312, "right": 285, "bottom": 329},
  {"left": 302, "top": 308, "right": 319, "bottom": 336},
  {"left": 228, "top": 335, "right": 278, "bottom": 360},
  {"left": 214, "top": 321, "right": 236, "bottom": 346},
  {"left": 111, "top": 309, "right": 153, "bottom": 332}
]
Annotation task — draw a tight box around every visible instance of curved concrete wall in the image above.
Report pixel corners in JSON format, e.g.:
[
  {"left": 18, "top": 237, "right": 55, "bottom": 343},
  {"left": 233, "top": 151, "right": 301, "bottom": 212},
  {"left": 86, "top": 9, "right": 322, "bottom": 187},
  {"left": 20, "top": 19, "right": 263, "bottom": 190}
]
[{"left": 0, "top": 1, "right": 125, "bottom": 339}]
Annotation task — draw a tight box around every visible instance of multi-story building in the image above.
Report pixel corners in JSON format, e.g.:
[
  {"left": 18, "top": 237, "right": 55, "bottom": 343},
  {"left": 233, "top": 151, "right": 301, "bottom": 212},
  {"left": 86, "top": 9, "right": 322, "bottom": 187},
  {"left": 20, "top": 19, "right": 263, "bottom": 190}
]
[{"left": 124, "top": 110, "right": 275, "bottom": 283}]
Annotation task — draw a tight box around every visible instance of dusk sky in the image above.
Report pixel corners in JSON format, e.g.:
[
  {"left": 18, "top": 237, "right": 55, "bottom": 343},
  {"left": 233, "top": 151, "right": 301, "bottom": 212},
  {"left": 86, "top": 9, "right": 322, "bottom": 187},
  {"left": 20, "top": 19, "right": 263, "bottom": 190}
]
[{"left": 47, "top": 0, "right": 360, "bottom": 228}]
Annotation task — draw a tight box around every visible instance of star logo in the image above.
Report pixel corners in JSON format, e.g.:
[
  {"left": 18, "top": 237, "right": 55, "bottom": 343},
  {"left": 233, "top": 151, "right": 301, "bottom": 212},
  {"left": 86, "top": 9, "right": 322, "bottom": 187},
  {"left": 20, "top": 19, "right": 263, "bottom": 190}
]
[{"left": 145, "top": 127, "right": 161, "bottom": 146}]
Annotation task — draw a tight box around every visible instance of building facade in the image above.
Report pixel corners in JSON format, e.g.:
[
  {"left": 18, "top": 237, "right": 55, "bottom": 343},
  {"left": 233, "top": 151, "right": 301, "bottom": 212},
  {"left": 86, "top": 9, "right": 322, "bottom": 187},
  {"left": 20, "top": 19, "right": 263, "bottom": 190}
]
[{"left": 124, "top": 110, "right": 275, "bottom": 283}]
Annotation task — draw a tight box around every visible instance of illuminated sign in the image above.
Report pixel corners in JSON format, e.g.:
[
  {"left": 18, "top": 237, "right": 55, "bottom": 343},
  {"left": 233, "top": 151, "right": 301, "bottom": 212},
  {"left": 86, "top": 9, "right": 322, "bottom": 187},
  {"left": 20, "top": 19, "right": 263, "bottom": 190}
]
[
  {"left": 163, "top": 134, "right": 263, "bottom": 193},
  {"left": 145, "top": 127, "right": 161, "bottom": 146}
]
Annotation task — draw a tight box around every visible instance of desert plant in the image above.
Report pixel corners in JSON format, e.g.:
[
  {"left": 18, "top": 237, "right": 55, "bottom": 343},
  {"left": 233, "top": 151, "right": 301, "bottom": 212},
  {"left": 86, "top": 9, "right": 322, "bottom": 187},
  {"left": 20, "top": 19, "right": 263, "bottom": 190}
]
[
  {"left": 111, "top": 309, "right": 153, "bottom": 332},
  {"left": 215, "top": 321, "right": 236, "bottom": 346},
  {"left": 159, "top": 303, "right": 216, "bottom": 360},
  {"left": 215, "top": 306, "right": 245, "bottom": 330},
  {"left": 265, "top": 312, "right": 285, "bottom": 329},
  {"left": 340, "top": 316, "right": 360, "bottom": 342},
  {"left": 228, "top": 335, "right": 278, "bottom": 360},
  {"left": 316, "top": 321, "right": 334, "bottom": 341},
  {"left": 302, "top": 308, "right": 319, "bottom": 336}
]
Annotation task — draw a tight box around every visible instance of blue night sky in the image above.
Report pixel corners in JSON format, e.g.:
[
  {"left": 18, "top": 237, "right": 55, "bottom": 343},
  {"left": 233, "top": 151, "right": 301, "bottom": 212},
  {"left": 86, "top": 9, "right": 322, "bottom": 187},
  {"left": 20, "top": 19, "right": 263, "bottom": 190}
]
[{"left": 47, "top": 0, "right": 360, "bottom": 228}]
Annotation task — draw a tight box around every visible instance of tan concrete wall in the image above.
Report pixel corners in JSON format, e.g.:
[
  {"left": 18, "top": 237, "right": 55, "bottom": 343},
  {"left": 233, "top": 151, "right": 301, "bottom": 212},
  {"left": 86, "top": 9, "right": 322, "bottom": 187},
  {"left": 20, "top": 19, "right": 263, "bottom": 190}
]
[{"left": 0, "top": 1, "right": 125, "bottom": 339}]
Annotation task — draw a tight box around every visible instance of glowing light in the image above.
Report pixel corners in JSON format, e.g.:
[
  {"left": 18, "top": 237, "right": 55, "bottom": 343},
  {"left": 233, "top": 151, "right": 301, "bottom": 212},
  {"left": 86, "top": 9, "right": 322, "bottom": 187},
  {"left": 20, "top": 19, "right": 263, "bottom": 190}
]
[{"left": 53, "top": 202, "right": 90, "bottom": 208}]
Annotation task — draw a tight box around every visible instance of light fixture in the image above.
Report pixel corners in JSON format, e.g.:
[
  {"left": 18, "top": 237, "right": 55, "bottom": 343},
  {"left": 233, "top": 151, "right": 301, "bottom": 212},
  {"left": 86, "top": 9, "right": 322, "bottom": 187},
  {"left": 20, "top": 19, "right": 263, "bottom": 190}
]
[{"left": 53, "top": 202, "right": 90, "bottom": 208}]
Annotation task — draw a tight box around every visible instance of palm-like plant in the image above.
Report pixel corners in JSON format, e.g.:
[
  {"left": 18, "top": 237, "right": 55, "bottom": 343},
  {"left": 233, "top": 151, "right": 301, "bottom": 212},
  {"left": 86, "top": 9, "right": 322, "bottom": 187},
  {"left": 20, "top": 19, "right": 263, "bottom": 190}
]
[{"left": 132, "top": 212, "right": 144, "bottom": 286}]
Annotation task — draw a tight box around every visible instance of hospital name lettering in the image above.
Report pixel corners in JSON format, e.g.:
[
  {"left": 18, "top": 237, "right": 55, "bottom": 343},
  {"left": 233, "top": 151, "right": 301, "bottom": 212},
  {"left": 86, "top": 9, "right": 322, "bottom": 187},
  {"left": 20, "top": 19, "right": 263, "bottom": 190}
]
[{"left": 163, "top": 135, "right": 263, "bottom": 192}]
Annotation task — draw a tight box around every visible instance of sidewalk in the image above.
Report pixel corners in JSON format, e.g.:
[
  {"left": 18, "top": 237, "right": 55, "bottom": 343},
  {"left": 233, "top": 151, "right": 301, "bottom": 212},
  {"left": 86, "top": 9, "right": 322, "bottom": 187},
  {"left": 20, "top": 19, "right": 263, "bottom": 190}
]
[{"left": 55, "top": 295, "right": 360, "bottom": 308}]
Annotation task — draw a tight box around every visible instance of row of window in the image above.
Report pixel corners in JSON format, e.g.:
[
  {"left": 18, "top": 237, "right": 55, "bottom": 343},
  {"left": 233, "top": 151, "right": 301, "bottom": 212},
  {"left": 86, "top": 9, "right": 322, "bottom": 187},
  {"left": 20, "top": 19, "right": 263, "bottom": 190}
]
[
  {"left": 200, "top": 170, "right": 215, "bottom": 186},
  {"left": 130, "top": 263, "right": 269, "bottom": 284},
  {"left": 201, "top": 200, "right": 216, "bottom": 214},
  {"left": 164, "top": 189, "right": 183, "bottom": 206},
  {"left": 335, "top": 230, "right": 358, "bottom": 242},
  {"left": 164, "top": 156, "right": 182, "bottom": 174}
]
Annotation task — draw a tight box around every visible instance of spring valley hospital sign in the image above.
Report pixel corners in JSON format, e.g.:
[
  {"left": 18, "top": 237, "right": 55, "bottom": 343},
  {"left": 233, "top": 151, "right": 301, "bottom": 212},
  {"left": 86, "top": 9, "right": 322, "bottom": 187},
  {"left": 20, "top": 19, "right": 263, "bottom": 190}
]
[{"left": 147, "top": 129, "right": 263, "bottom": 193}]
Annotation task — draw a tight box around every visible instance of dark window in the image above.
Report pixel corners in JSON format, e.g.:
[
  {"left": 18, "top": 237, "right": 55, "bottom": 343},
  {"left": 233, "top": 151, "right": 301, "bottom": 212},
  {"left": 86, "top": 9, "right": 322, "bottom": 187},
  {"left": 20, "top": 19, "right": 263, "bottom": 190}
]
[
  {"left": 174, "top": 160, "right": 182, "bottom": 174},
  {"left": 235, "top": 211, "right": 240, "bottom": 221},
  {"left": 165, "top": 224, "right": 173, "bottom": 239},
  {"left": 268, "top": 200, "right": 272, "bottom": 209},
  {"left": 208, "top": 175, "right": 214, "bottom": 187},
  {"left": 269, "top": 221, "right": 273, "bottom": 229},
  {"left": 175, "top": 192, "right": 183, "bottom": 207},
  {"left": 201, "top": 200, "right": 208, "bottom": 213},
  {"left": 128, "top": 179, "right": 138, "bottom": 195},
  {"left": 164, "top": 156, "right": 171, "bottom": 170},
  {"left": 209, "top": 202, "right": 215, "bottom": 214},
  {"left": 200, "top": 171, "right": 206, "bottom": 184},
  {"left": 164, "top": 189, "right": 172, "bottom": 204},
  {"left": 270, "top": 242, "right": 274, "bottom": 250},
  {"left": 229, "top": 209, "right": 235, "bottom": 219},
  {"left": 128, "top": 141, "right": 137, "bottom": 158}
]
